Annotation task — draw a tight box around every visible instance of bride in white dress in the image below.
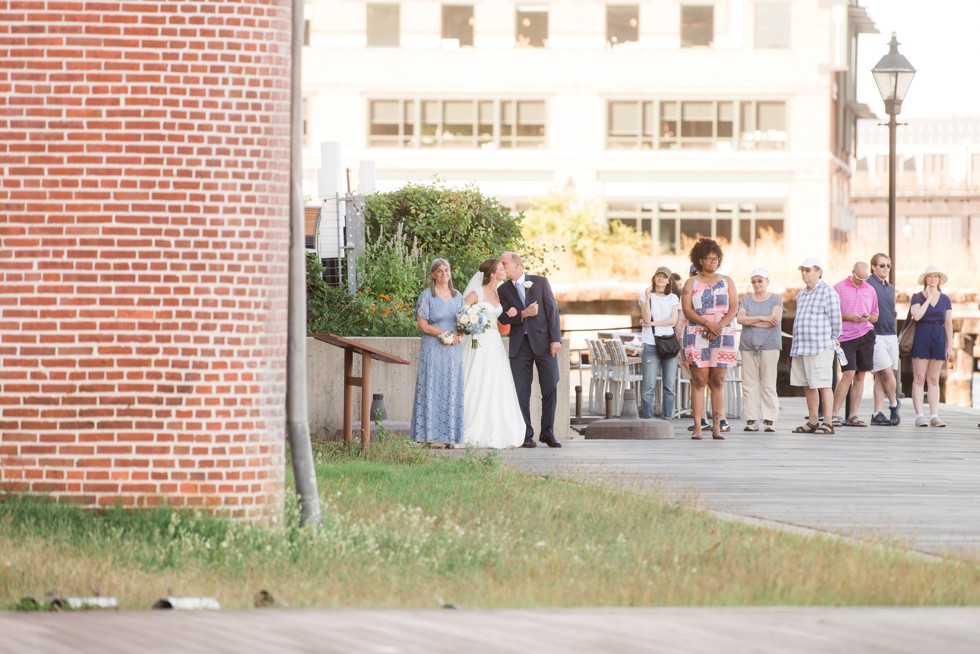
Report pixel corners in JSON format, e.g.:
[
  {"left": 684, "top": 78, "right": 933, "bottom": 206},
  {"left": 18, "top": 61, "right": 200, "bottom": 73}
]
[{"left": 461, "top": 259, "right": 527, "bottom": 448}]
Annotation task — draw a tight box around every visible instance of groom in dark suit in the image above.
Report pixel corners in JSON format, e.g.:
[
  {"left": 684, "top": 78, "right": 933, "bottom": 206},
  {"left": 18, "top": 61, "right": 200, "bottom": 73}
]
[{"left": 498, "top": 252, "right": 562, "bottom": 448}]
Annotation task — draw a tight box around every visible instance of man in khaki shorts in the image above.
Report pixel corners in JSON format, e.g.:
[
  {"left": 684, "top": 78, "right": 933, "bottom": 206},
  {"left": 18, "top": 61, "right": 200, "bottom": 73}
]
[{"left": 789, "top": 257, "right": 842, "bottom": 435}]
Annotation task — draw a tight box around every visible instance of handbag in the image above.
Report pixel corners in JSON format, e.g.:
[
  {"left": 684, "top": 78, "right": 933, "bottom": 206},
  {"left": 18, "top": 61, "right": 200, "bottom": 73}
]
[
  {"left": 897, "top": 308, "right": 915, "bottom": 358},
  {"left": 655, "top": 334, "right": 680, "bottom": 359}
]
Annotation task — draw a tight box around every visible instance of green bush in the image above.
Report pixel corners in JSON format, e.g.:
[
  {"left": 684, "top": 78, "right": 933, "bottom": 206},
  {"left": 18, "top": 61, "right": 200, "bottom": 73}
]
[
  {"left": 364, "top": 180, "right": 527, "bottom": 290},
  {"left": 308, "top": 180, "right": 539, "bottom": 337}
]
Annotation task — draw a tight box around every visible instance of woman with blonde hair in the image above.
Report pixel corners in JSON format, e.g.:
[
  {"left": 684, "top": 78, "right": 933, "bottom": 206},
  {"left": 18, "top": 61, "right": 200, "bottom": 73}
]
[{"left": 908, "top": 266, "right": 953, "bottom": 428}]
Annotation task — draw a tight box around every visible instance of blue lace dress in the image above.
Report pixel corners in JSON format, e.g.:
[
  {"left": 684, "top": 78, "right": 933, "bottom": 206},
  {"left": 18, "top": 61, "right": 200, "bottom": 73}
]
[{"left": 410, "top": 289, "right": 465, "bottom": 445}]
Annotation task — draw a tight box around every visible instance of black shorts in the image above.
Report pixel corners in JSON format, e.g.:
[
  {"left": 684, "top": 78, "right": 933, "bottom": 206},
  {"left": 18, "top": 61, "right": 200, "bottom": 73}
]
[{"left": 840, "top": 330, "right": 875, "bottom": 372}]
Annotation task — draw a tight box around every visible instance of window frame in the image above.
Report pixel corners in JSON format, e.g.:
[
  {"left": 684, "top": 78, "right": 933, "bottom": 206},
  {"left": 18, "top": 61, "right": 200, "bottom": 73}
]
[
  {"left": 680, "top": 4, "right": 714, "bottom": 48},
  {"left": 441, "top": 4, "right": 475, "bottom": 47},
  {"left": 366, "top": 3, "right": 400, "bottom": 47},
  {"left": 606, "top": 4, "right": 639, "bottom": 47},
  {"left": 367, "top": 98, "right": 547, "bottom": 149}
]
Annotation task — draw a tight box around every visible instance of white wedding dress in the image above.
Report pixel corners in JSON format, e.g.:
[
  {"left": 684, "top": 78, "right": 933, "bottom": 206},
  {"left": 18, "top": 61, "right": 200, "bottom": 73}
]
[{"left": 462, "top": 286, "right": 527, "bottom": 449}]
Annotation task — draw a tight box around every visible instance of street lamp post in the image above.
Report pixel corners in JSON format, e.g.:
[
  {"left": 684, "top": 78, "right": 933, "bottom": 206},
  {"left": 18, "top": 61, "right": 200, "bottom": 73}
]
[{"left": 871, "top": 32, "right": 915, "bottom": 286}]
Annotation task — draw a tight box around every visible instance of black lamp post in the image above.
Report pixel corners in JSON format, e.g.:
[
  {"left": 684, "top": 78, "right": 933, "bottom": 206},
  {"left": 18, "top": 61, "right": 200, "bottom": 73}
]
[{"left": 871, "top": 32, "right": 915, "bottom": 286}]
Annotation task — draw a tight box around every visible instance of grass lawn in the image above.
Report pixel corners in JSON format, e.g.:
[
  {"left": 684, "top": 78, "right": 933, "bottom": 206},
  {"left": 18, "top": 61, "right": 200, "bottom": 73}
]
[{"left": 2, "top": 434, "right": 978, "bottom": 610}]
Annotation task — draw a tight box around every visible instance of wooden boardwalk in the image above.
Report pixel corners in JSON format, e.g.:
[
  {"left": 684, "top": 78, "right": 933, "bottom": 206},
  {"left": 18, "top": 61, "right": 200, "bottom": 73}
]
[
  {"left": 504, "top": 397, "right": 980, "bottom": 558},
  {"left": 2, "top": 607, "right": 979, "bottom": 653}
]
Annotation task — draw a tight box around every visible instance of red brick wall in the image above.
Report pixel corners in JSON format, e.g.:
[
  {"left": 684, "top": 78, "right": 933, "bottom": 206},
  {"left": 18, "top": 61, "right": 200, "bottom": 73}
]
[{"left": 0, "top": 0, "right": 293, "bottom": 520}]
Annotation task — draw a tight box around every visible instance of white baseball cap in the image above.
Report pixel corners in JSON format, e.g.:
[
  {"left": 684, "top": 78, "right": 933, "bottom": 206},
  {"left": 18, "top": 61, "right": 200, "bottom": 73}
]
[
  {"left": 750, "top": 268, "right": 769, "bottom": 279},
  {"left": 799, "top": 257, "right": 823, "bottom": 270}
]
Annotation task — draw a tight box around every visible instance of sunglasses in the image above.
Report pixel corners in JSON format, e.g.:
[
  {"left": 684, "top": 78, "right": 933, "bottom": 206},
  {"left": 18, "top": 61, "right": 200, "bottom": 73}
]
[
  {"left": 876, "top": 263, "right": 891, "bottom": 268},
  {"left": 799, "top": 267, "right": 816, "bottom": 273}
]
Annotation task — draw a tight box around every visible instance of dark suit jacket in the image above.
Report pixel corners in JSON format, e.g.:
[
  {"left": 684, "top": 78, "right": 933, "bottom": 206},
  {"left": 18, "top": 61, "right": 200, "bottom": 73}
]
[{"left": 498, "top": 274, "right": 562, "bottom": 358}]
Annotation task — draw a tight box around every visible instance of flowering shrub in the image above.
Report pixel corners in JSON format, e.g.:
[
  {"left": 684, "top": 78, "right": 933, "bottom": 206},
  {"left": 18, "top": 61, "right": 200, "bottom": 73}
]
[{"left": 307, "top": 255, "right": 419, "bottom": 337}]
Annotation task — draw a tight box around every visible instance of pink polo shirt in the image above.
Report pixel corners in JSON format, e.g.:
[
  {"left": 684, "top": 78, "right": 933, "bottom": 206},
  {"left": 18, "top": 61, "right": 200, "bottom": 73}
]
[{"left": 833, "top": 276, "right": 878, "bottom": 342}]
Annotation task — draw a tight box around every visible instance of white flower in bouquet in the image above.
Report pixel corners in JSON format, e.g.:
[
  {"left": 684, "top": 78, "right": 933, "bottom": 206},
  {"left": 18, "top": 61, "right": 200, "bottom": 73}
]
[
  {"left": 456, "top": 303, "right": 492, "bottom": 349},
  {"left": 438, "top": 331, "right": 455, "bottom": 346}
]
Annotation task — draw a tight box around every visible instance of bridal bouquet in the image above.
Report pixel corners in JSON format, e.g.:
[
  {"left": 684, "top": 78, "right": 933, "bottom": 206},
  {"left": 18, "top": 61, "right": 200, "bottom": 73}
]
[{"left": 455, "top": 302, "right": 493, "bottom": 349}]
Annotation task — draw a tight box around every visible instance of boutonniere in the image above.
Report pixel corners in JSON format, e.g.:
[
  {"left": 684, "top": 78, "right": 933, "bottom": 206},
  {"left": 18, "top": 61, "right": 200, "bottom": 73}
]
[{"left": 522, "top": 281, "right": 533, "bottom": 290}]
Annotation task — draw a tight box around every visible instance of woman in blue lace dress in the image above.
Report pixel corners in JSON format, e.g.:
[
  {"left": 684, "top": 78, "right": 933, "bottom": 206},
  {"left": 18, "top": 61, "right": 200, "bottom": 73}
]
[{"left": 410, "top": 258, "right": 465, "bottom": 447}]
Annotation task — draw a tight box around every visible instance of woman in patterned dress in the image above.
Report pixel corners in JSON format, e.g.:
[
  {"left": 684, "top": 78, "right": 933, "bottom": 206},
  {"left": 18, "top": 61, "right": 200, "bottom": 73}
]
[
  {"left": 681, "top": 238, "right": 738, "bottom": 440},
  {"left": 410, "top": 258, "right": 465, "bottom": 448}
]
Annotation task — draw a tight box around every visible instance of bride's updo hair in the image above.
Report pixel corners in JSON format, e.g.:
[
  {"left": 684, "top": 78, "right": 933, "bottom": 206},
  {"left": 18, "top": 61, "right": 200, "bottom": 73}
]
[{"left": 479, "top": 258, "right": 500, "bottom": 285}]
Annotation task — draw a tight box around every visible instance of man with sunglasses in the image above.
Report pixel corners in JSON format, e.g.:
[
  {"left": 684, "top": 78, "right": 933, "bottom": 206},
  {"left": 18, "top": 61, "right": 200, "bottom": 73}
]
[
  {"left": 867, "top": 253, "right": 901, "bottom": 426},
  {"left": 830, "top": 261, "right": 878, "bottom": 428}
]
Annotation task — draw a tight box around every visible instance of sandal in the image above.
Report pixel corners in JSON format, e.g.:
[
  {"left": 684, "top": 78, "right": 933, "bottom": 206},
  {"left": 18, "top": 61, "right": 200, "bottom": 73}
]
[
  {"left": 744, "top": 421, "right": 759, "bottom": 432},
  {"left": 763, "top": 420, "right": 775, "bottom": 433},
  {"left": 792, "top": 421, "right": 819, "bottom": 433},
  {"left": 814, "top": 423, "right": 835, "bottom": 434},
  {"left": 831, "top": 416, "right": 844, "bottom": 428},
  {"left": 845, "top": 416, "right": 868, "bottom": 427}
]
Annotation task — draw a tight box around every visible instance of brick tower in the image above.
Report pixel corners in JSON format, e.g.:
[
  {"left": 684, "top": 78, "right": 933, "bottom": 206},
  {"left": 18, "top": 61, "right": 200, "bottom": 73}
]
[{"left": 0, "top": 0, "right": 293, "bottom": 520}]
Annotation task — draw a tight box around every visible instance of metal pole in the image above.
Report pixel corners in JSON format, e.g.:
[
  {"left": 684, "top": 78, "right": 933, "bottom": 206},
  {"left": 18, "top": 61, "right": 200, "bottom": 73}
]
[
  {"left": 887, "top": 112, "right": 898, "bottom": 287},
  {"left": 287, "top": 0, "right": 321, "bottom": 527}
]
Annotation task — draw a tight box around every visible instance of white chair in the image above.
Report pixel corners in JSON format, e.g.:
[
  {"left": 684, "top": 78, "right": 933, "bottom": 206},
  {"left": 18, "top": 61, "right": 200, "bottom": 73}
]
[
  {"left": 603, "top": 338, "right": 643, "bottom": 416},
  {"left": 677, "top": 360, "right": 742, "bottom": 420},
  {"left": 585, "top": 339, "right": 608, "bottom": 414}
]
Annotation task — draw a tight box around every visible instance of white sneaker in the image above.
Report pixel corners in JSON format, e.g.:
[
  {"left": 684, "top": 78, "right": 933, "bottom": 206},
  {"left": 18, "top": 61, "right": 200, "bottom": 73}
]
[
  {"left": 914, "top": 415, "right": 929, "bottom": 427},
  {"left": 930, "top": 416, "right": 946, "bottom": 428}
]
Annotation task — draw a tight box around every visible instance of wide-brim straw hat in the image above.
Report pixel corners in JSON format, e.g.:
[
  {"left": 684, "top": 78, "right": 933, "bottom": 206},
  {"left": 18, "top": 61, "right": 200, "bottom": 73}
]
[{"left": 917, "top": 265, "right": 948, "bottom": 285}]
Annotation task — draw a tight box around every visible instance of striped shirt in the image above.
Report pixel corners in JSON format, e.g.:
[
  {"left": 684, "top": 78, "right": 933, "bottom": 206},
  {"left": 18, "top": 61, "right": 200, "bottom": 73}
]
[
  {"left": 738, "top": 294, "right": 783, "bottom": 351},
  {"left": 790, "top": 280, "right": 842, "bottom": 357},
  {"left": 833, "top": 277, "right": 878, "bottom": 342}
]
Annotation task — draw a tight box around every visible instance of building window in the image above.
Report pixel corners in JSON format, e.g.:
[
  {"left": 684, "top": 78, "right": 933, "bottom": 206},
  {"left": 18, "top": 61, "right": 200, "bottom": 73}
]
[
  {"left": 607, "top": 100, "right": 653, "bottom": 149},
  {"left": 607, "top": 202, "right": 784, "bottom": 252},
  {"left": 605, "top": 99, "right": 760, "bottom": 150},
  {"left": 922, "top": 154, "right": 948, "bottom": 174},
  {"left": 368, "top": 100, "right": 412, "bottom": 147},
  {"left": 368, "top": 98, "right": 545, "bottom": 149},
  {"left": 740, "top": 101, "right": 787, "bottom": 149},
  {"left": 501, "top": 100, "right": 546, "bottom": 148},
  {"left": 367, "top": 3, "right": 399, "bottom": 47},
  {"left": 442, "top": 5, "right": 474, "bottom": 47},
  {"left": 606, "top": 5, "right": 639, "bottom": 46},
  {"left": 681, "top": 5, "right": 713, "bottom": 48},
  {"left": 516, "top": 7, "right": 548, "bottom": 47},
  {"left": 971, "top": 153, "right": 980, "bottom": 187},
  {"left": 755, "top": 2, "right": 790, "bottom": 49}
]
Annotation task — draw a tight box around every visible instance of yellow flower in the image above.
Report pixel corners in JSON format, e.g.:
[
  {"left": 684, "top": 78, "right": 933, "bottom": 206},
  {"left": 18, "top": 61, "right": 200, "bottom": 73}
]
[
  {"left": 371, "top": 307, "right": 376, "bottom": 312},
  {"left": 357, "top": 291, "right": 362, "bottom": 295},
  {"left": 382, "top": 309, "right": 389, "bottom": 315}
]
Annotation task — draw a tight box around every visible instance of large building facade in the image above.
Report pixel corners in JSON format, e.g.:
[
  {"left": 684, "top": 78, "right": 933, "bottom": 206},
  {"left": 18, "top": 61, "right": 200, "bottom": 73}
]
[{"left": 302, "top": 0, "right": 876, "bottom": 261}]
